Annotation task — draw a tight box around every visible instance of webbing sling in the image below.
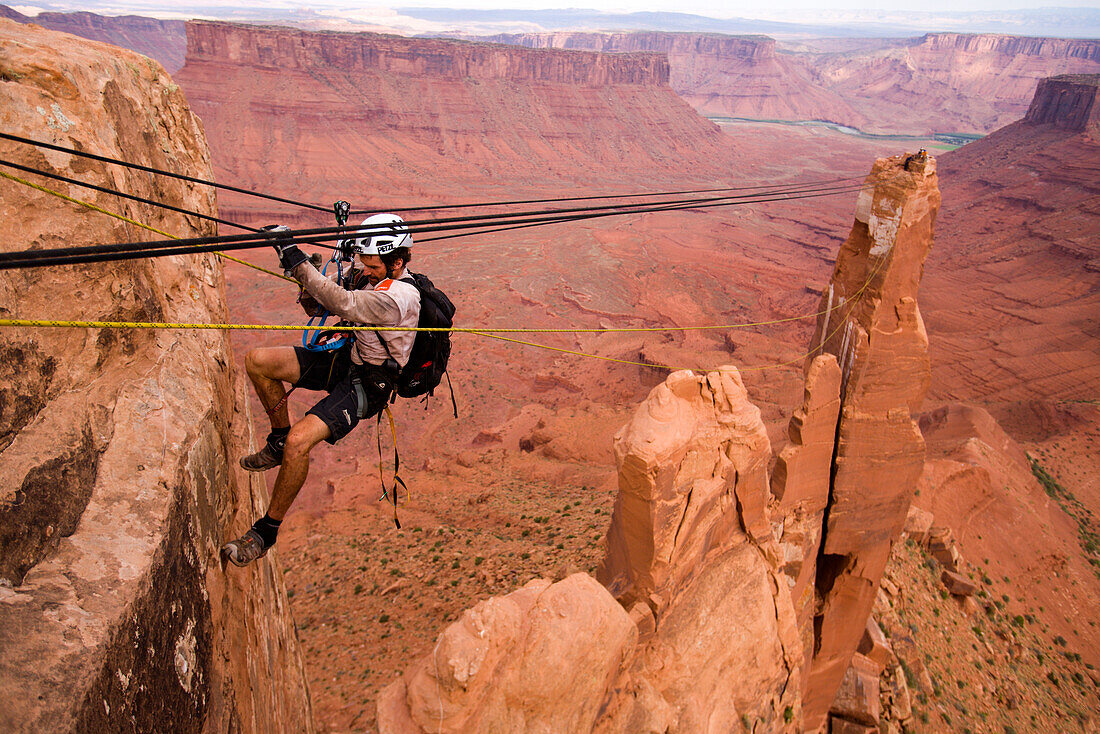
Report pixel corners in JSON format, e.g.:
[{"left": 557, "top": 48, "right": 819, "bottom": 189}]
[{"left": 376, "top": 406, "right": 408, "bottom": 529}]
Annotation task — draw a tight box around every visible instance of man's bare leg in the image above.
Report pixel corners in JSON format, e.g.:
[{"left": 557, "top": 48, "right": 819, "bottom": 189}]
[
  {"left": 223, "top": 414, "right": 330, "bottom": 566},
  {"left": 267, "top": 414, "right": 330, "bottom": 521},
  {"left": 244, "top": 346, "right": 301, "bottom": 429}
]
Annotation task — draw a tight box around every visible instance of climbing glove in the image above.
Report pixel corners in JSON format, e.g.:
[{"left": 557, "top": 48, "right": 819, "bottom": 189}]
[{"left": 262, "top": 224, "right": 308, "bottom": 271}]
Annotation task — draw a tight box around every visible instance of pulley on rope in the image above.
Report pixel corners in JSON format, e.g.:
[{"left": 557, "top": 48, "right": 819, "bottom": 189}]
[{"left": 299, "top": 202, "right": 357, "bottom": 352}]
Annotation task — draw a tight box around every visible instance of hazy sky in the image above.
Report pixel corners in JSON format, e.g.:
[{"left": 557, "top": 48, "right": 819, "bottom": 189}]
[{"left": 13, "top": 0, "right": 1099, "bottom": 19}]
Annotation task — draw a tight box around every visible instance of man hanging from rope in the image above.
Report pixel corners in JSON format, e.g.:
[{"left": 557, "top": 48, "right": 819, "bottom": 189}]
[{"left": 221, "top": 214, "right": 421, "bottom": 567}]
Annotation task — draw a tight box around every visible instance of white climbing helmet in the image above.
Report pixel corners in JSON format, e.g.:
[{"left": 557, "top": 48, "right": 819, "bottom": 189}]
[{"left": 349, "top": 213, "right": 411, "bottom": 256}]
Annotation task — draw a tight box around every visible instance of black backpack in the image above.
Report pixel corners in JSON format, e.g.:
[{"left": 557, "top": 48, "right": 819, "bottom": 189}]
[{"left": 378, "top": 272, "right": 456, "bottom": 409}]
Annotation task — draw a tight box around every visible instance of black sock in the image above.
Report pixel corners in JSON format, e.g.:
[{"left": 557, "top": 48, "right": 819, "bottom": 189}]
[
  {"left": 267, "top": 426, "right": 290, "bottom": 453},
  {"left": 251, "top": 514, "right": 282, "bottom": 548}
]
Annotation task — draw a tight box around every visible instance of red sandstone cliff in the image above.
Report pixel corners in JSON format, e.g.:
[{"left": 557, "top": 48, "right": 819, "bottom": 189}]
[
  {"left": 189, "top": 22, "right": 668, "bottom": 85},
  {"left": 176, "top": 22, "right": 738, "bottom": 226},
  {"left": 490, "top": 31, "right": 866, "bottom": 127},
  {"left": 0, "top": 4, "right": 185, "bottom": 73},
  {"left": 489, "top": 30, "right": 1100, "bottom": 134},
  {"left": 1023, "top": 73, "right": 1100, "bottom": 131},
  {"left": 0, "top": 20, "right": 312, "bottom": 731},
  {"left": 801, "top": 33, "right": 1100, "bottom": 134}
]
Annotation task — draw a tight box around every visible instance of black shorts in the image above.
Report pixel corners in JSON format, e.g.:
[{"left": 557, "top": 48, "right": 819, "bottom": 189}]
[
  {"left": 294, "top": 346, "right": 351, "bottom": 392},
  {"left": 294, "top": 347, "right": 394, "bottom": 444}
]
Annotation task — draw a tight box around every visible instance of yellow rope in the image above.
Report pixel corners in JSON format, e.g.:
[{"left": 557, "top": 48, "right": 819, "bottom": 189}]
[
  {"left": 0, "top": 169, "right": 295, "bottom": 283},
  {"left": 0, "top": 318, "right": 814, "bottom": 335}
]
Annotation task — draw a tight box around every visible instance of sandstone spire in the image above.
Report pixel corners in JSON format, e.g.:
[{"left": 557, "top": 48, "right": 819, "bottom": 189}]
[{"left": 801, "top": 152, "right": 939, "bottom": 730}]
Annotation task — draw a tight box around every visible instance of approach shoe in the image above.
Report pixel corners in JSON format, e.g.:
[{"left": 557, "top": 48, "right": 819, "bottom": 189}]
[
  {"left": 221, "top": 529, "right": 269, "bottom": 567},
  {"left": 240, "top": 443, "right": 282, "bottom": 472}
]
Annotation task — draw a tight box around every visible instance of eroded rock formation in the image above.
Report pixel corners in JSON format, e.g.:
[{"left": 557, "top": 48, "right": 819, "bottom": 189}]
[
  {"left": 377, "top": 152, "right": 940, "bottom": 732},
  {"left": 771, "top": 354, "right": 842, "bottom": 700},
  {"left": 801, "top": 153, "right": 938, "bottom": 731},
  {"left": 377, "top": 574, "right": 636, "bottom": 733},
  {"left": 596, "top": 368, "right": 801, "bottom": 731},
  {"left": 0, "top": 20, "right": 312, "bottom": 731},
  {"left": 380, "top": 368, "right": 802, "bottom": 732}
]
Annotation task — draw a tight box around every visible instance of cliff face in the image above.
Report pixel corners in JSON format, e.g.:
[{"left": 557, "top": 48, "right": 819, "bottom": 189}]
[
  {"left": 376, "top": 153, "right": 939, "bottom": 733},
  {"left": 1023, "top": 74, "right": 1100, "bottom": 131},
  {"left": 0, "top": 5, "right": 185, "bottom": 73},
  {"left": 188, "top": 22, "right": 668, "bottom": 85},
  {"left": 491, "top": 31, "right": 866, "bottom": 128},
  {"left": 917, "top": 32, "right": 1100, "bottom": 62},
  {"left": 175, "top": 22, "right": 736, "bottom": 226},
  {"left": 0, "top": 20, "right": 312, "bottom": 732},
  {"left": 804, "top": 33, "right": 1100, "bottom": 134},
  {"left": 490, "top": 30, "right": 1100, "bottom": 134}
]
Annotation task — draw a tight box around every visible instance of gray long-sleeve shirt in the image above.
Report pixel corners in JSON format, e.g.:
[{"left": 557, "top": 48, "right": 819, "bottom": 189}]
[{"left": 292, "top": 263, "right": 421, "bottom": 367}]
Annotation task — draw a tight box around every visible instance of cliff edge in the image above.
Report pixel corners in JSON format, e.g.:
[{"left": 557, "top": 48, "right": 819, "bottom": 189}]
[{"left": 0, "top": 20, "right": 313, "bottom": 732}]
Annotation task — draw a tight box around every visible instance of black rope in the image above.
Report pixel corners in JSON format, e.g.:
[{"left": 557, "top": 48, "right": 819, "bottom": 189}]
[
  {"left": 0, "top": 181, "right": 873, "bottom": 269},
  {"left": 3, "top": 179, "right": 867, "bottom": 260},
  {"left": 0, "top": 131, "right": 330, "bottom": 213},
  {"left": 357, "top": 175, "right": 866, "bottom": 214},
  {"left": 4, "top": 130, "right": 871, "bottom": 219},
  {"left": 0, "top": 181, "right": 873, "bottom": 268},
  {"left": 419, "top": 182, "right": 873, "bottom": 243},
  {"left": 0, "top": 158, "right": 258, "bottom": 232},
  {"left": 348, "top": 176, "right": 868, "bottom": 238},
  {"left": 0, "top": 174, "right": 874, "bottom": 268}
]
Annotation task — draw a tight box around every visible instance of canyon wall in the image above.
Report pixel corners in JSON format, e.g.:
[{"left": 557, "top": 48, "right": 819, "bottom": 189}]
[
  {"left": 1023, "top": 74, "right": 1099, "bottom": 132},
  {"left": 802, "top": 33, "right": 1100, "bottom": 134},
  {"left": 0, "top": 5, "right": 185, "bottom": 73},
  {"left": 175, "top": 22, "right": 737, "bottom": 225},
  {"left": 0, "top": 20, "right": 312, "bottom": 732},
  {"left": 376, "top": 153, "right": 940, "bottom": 732},
  {"left": 188, "top": 22, "right": 668, "bottom": 85},
  {"left": 489, "top": 30, "right": 1100, "bottom": 134},
  {"left": 491, "top": 31, "right": 865, "bottom": 127},
  {"left": 917, "top": 32, "right": 1100, "bottom": 61}
]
